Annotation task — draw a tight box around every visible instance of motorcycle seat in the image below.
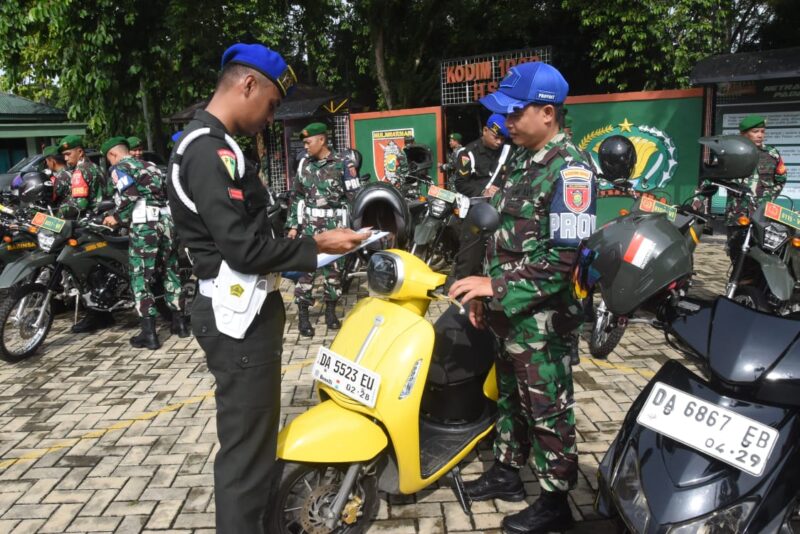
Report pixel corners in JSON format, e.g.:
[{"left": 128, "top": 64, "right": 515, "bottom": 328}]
[{"left": 104, "top": 234, "right": 129, "bottom": 245}]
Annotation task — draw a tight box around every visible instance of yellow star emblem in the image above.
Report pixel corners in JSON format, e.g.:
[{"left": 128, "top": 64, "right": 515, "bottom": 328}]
[{"left": 619, "top": 119, "right": 634, "bottom": 132}]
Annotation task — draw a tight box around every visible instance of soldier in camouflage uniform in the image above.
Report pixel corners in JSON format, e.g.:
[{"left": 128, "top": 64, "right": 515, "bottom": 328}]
[
  {"left": 725, "top": 115, "right": 788, "bottom": 260},
  {"left": 286, "top": 122, "right": 359, "bottom": 336},
  {"left": 42, "top": 145, "right": 72, "bottom": 209},
  {"left": 57, "top": 135, "right": 105, "bottom": 219},
  {"left": 100, "top": 137, "right": 189, "bottom": 350},
  {"left": 450, "top": 62, "right": 596, "bottom": 534},
  {"left": 439, "top": 132, "right": 465, "bottom": 190}
]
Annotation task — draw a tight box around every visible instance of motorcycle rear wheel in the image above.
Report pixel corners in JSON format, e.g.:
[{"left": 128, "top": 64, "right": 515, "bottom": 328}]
[
  {"left": 271, "top": 461, "right": 379, "bottom": 534},
  {"left": 0, "top": 283, "right": 53, "bottom": 363},
  {"left": 589, "top": 308, "right": 627, "bottom": 360}
]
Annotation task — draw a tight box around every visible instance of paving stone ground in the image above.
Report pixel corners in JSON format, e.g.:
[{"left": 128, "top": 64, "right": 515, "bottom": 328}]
[{"left": 0, "top": 237, "right": 732, "bottom": 533}]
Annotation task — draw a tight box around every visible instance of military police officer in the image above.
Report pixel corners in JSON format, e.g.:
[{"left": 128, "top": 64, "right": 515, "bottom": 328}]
[
  {"left": 287, "top": 122, "right": 359, "bottom": 336},
  {"left": 166, "top": 44, "right": 365, "bottom": 533},
  {"left": 57, "top": 135, "right": 105, "bottom": 219},
  {"left": 455, "top": 114, "right": 509, "bottom": 198},
  {"left": 450, "top": 62, "right": 596, "bottom": 534},
  {"left": 42, "top": 145, "right": 71, "bottom": 208},
  {"left": 100, "top": 137, "right": 189, "bottom": 350},
  {"left": 452, "top": 115, "right": 510, "bottom": 281}
]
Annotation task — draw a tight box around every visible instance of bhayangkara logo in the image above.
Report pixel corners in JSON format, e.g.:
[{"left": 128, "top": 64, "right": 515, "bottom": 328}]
[{"left": 580, "top": 118, "right": 677, "bottom": 191}]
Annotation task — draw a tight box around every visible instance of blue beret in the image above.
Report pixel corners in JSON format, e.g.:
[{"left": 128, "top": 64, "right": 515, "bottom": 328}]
[
  {"left": 221, "top": 43, "right": 297, "bottom": 97},
  {"left": 486, "top": 113, "right": 509, "bottom": 138}
]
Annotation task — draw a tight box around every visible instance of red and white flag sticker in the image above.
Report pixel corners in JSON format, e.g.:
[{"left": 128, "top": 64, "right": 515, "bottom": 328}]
[{"left": 623, "top": 233, "right": 656, "bottom": 269}]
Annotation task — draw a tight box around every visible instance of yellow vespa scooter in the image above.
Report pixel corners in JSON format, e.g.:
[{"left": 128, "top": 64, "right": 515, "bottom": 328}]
[{"left": 273, "top": 205, "right": 500, "bottom": 533}]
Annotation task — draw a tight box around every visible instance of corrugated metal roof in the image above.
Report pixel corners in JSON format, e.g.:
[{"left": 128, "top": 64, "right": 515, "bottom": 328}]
[
  {"left": 0, "top": 93, "right": 67, "bottom": 121},
  {"left": 691, "top": 47, "right": 800, "bottom": 85}
]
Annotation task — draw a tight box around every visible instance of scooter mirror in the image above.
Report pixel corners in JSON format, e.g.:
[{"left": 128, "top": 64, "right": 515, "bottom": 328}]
[{"left": 465, "top": 202, "right": 500, "bottom": 236}]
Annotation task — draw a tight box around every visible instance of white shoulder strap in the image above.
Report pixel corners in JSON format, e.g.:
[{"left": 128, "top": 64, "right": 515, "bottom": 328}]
[
  {"left": 485, "top": 144, "right": 511, "bottom": 190},
  {"left": 170, "top": 127, "right": 246, "bottom": 214}
]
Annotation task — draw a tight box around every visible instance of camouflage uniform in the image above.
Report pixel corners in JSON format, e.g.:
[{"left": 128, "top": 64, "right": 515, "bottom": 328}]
[
  {"left": 51, "top": 167, "right": 72, "bottom": 208},
  {"left": 110, "top": 156, "right": 183, "bottom": 317},
  {"left": 484, "top": 133, "right": 596, "bottom": 493},
  {"left": 288, "top": 151, "right": 356, "bottom": 304},
  {"left": 725, "top": 143, "right": 787, "bottom": 225},
  {"left": 59, "top": 158, "right": 105, "bottom": 218}
]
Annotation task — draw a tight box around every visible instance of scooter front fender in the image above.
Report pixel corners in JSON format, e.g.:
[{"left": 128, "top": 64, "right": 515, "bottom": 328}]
[
  {"left": 277, "top": 400, "right": 388, "bottom": 463},
  {"left": 413, "top": 217, "right": 442, "bottom": 246},
  {"left": 747, "top": 247, "right": 793, "bottom": 301}
]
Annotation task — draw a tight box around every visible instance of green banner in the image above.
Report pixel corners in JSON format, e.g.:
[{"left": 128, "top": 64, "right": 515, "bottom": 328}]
[
  {"left": 568, "top": 92, "right": 704, "bottom": 224},
  {"left": 351, "top": 107, "right": 443, "bottom": 188}
]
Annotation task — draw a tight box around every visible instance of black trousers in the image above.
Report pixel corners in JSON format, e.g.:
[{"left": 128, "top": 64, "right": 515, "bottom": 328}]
[{"left": 192, "top": 292, "right": 285, "bottom": 534}]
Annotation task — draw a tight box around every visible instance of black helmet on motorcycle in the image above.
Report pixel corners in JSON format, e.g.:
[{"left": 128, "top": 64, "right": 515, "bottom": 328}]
[
  {"left": 699, "top": 135, "right": 758, "bottom": 180},
  {"left": 17, "top": 171, "right": 50, "bottom": 204},
  {"left": 572, "top": 214, "right": 694, "bottom": 316},
  {"left": 598, "top": 135, "right": 637, "bottom": 182},
  {"left": 351, "top": 182, "right": 411, "bottom": 247}
]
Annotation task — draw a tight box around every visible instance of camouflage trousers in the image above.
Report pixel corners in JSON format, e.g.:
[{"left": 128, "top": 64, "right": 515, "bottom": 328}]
[
  {"left": 294, "top": 216, "right": 344, "bottom": 304},
  {"left": 129, "top": 215, "right": 183, "bottom": 317},
  {"left": 493, "top": 326, "right": 578, "bottom": 493}
]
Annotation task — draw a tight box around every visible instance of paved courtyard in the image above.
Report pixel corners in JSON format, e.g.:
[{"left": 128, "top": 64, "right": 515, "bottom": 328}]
[{"left": 0, "top": 237, "right": 731, "bottom": 533}]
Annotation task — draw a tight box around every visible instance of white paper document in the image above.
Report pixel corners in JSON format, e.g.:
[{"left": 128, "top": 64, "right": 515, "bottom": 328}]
[{"left": 316, "top": 231, "right": 389, "bottom": 268}]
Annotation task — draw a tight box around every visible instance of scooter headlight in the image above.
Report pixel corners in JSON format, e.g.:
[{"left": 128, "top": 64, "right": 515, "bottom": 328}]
[
  {"left": 367, "top": 252, "right": 403, "bottom": 296},
  {"left": 612, "top": 446, "right": 651, "bottom": 532},
  {"left": 667, "top": 501, "right": 754, "bottom": 534}
]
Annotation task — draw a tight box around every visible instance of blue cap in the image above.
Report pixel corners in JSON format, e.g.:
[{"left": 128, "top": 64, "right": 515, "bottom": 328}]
[
  {"left": 221, "top": 43, "right": 297, "bottom": 97},
  {"left": 171, "top": 131, "right": 183, "bottom": 143},
  {"left": 480, "top": 62, "right": 569, "bottom": 113},
  {"left": 486, "top": 114, "right": 508, "bottom": 138}
]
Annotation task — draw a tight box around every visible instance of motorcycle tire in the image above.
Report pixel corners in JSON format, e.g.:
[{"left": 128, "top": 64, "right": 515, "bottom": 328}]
[
  {"left": 733, "top": 285, "right": 771, "bottom": 313},
  {"left": 589, "top": 311, "right": 627, "bottom": 360},
  {"left": 271, "top": 461, "right": 379, "bottom": 534},
  {"left": 0, "top": 283, "right": 54, "bottom": 363}
]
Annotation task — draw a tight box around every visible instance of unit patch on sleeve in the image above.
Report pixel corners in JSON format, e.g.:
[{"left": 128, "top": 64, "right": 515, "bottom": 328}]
[{"left": 217, "top": 149, "right": 237, "bottom": 180}]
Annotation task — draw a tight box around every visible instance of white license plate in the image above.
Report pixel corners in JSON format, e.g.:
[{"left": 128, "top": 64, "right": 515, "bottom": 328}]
[
  {"left": 312, "top": 347, "right": 381, "bottom": 408},
  {"left": 636, "top": 382, "right": 779, "bottom": 477}
]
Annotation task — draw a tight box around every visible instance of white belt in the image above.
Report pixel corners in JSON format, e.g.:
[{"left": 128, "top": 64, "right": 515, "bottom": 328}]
[
  {"left": 304, "top": 207, "right": 347, "bottom": 218},
  {"left": 198, "top": 273, "right": 280, "bottom": 298}
]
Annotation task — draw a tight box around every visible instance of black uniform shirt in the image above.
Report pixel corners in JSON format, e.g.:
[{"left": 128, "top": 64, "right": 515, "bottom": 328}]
[
  {"left": 167, "top": 110, "right": 317, "bottom": 279},
  {"left": 455, "top": 139, "right": 504, "bottom": 197}
]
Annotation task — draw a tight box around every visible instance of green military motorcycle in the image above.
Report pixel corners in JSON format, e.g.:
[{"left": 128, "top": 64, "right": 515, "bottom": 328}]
[{"left": 0, "top": 208, "right": 132, "bottom": 362}]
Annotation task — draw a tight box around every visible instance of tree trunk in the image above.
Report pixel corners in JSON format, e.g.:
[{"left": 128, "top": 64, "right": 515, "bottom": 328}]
[{"left": 372, "top": 25, "right": 393, "bottom": 110}]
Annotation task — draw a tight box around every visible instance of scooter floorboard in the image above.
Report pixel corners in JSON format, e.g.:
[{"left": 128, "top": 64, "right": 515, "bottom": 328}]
[{"left": 420, "top": 403, "right": 496, "bottom": 478}]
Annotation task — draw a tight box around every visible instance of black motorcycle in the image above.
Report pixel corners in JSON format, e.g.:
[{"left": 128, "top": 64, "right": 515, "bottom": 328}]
[{"left": 409, "top": 184, "right": 469, "bottom": 272}]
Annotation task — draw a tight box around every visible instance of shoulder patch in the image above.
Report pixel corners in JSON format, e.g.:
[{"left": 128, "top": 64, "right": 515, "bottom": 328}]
[
  {"left": 777, "top": 157, "right": 787, "bottom": 176},
  {"left": 217, "top": 149, "right": 237, "bottom": 180},
  {"left": 113, "top": 168, "right": 136, "bottom": 193},
  {"left": 461, "top": 155, "right": 470, "bottom": 166},
  {"left": 560, "top": 166, "right": 593, "bottom": 214}
]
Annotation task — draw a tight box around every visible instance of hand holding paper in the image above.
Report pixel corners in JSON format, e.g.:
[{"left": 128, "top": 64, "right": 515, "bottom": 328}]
[{"left": 317, "top": 230, "right": 389, "bottom": 268}]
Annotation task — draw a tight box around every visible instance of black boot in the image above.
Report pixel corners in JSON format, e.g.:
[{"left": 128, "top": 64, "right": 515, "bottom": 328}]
[
  {"left": 130, "top": 317, "right": 161, "bottom": 350},
  {"left": 501, "top": 491, "right": 574, "bottom": 534},
  {"left": 72, "top": 310, "right": 115, "bottom": 334},
  {"left": 170, "top": 313, "right": 191, "bottom": 338},
  {"left": 464, "top": 461, "right": 525, "bottom": 502},
  {"left": 298, "top": 303, "right": 315, "bottom": 337},
  {"left": 325, "top": 301, "right": 341, "bottom": 330}
]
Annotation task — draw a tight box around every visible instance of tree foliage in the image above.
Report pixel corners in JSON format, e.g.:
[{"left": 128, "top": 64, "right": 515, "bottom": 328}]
[{"left": 0, "top": 0, "right": 793, "bottom": 152}]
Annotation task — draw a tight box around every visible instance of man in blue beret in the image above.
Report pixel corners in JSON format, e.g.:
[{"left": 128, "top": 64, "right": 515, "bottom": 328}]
[
  {"left": 166, "top": 43, "right": 367, "bottom": 534},
  {"left": 450, "top": 62, "right": 596, "bottom": 533}
]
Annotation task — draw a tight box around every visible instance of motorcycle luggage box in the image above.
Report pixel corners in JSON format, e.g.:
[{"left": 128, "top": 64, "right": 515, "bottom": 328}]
[{"left": 421, "top": 304, "right": 495, "bottom": 423}]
